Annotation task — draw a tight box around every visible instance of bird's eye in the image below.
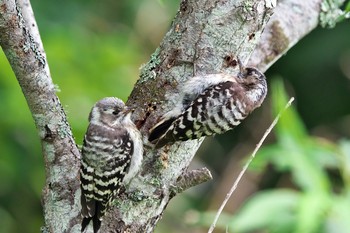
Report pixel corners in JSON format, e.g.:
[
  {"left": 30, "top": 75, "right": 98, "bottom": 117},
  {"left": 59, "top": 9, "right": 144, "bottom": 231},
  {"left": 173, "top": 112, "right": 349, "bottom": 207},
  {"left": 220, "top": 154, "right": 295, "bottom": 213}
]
[
  {"left": 246, "top": 70, "right": 253, "bottom": 76},
  {"left": 112, "top": 111, "right": 118, "bottom": 115}
]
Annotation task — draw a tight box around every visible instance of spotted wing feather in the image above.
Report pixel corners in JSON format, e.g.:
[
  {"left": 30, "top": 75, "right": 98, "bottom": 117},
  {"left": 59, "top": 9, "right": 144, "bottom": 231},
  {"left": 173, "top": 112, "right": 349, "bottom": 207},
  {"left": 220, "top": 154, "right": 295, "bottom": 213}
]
[{"left": 150, "top": 81, "right": 255, "bottom": 147}]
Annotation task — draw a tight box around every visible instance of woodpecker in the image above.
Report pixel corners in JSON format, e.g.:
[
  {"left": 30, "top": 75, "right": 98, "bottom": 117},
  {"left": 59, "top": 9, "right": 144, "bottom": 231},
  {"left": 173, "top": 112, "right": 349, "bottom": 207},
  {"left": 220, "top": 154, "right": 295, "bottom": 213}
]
[
  {"left": 148, "top": 61, "right": 267, "bottom": 148},
  {"left": 80, "top": 97, "right": 143, "bottom": 233}
]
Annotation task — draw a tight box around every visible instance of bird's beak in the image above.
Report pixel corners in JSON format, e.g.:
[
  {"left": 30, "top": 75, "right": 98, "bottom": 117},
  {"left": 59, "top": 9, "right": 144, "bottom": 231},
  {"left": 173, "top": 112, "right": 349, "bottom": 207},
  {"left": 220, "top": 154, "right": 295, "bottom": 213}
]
[{"left": 122, "top": 107, "right": 135, "bottom": 115}]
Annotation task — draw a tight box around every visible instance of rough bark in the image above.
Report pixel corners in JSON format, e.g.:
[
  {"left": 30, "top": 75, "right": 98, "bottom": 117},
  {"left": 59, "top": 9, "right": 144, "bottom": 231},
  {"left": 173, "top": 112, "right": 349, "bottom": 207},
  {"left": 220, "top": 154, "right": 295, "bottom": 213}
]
[
  {"left": 116, "top": 0, "right": 273, "bottom": 232},
  {"left": 0, "top": 0, "right": 333, "bottom": 232},
  {"left": 248, "top": 0, "right": 323, "bottom": 71},
  {"left": 0, "top": 0, "right": 81, "bottom": 232}
]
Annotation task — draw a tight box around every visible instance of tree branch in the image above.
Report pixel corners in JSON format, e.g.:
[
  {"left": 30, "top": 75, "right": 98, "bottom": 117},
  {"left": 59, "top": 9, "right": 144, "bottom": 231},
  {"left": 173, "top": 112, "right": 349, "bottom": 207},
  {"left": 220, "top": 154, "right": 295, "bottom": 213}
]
[
  {"left": 248, "top": 0, "right": 323, "bottom": 71},
  {"left": 171, "top": 168, "right": 213, "bottom": 197},
  {"left": 109, "top": 0, "right": 274, "bottom": 232},
  {"left": 0, "top": 0, "right": 81, "bottom": 232},
  {"left": 0, "top": 0, "right": 332, "bottom": 232}
]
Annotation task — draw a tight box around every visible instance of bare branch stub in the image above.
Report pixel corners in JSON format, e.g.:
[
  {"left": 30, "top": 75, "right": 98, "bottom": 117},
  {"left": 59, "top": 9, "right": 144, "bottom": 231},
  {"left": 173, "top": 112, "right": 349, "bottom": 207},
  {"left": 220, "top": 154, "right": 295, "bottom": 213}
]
[{"left": 171, "top": 168, "right": 213, "bottom": 197}]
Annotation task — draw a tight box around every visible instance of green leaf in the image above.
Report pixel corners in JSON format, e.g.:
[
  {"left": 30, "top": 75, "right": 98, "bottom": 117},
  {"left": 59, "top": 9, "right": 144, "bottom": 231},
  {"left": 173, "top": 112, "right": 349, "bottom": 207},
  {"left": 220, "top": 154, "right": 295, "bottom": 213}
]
[
  {"left": 260, "top": 79, "right": 332, "bottom": 192},
  {"left": 346, "top": 1, "right": 350, "bottom": 11},
  {"left": 326, "top": 192, "right": 350, "bottom": 233},
  {"left": 227, "top": 190, "right": 300, "bottom": 233},
  {"left": 271, "top": 78, "right": 307, "bottom": 141},
  {"left": 294, "top": 192, "right": 331, "bottom": 233}
]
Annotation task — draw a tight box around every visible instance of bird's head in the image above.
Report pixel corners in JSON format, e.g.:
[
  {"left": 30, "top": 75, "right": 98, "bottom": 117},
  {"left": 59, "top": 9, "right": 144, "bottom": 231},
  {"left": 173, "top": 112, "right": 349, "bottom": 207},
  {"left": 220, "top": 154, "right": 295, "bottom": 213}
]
[
  {"left": 237, "top": 62, "right": 267, "bottom": 105},
  {"left": 89, "top": 97, "right": 127, "bottom": 126}
]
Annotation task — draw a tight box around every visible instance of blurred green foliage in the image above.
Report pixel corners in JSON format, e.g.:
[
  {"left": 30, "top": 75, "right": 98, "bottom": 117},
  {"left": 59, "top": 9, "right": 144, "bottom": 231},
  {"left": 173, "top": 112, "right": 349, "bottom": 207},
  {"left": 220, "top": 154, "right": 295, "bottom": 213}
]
[
  {"left": 0, "top": 1, "right": 350, "bottom": 233},
  {"left": 195, "top": 80, "right": 350, "bottom": 233}
]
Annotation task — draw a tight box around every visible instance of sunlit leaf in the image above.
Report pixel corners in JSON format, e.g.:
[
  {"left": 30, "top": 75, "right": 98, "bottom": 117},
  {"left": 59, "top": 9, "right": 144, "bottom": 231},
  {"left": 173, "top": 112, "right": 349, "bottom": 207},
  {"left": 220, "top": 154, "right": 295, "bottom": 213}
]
[
  {"left": 256, "top": 79, "right": 332, "bottom": 192},
  {"left": 339, "top": 140, "right": 350, "bottom": 186},
  {"left": 294, "top": 191, "right": 331, "bottom": 233},
  {"left": 271, "top": 78, "right": 307, "bottom": 142},
  {"left": 325, "top": 192, "right": 350, "bottom": 233},
  {"left": 227, "top": 190, "right": 300, "bottom": 233}
]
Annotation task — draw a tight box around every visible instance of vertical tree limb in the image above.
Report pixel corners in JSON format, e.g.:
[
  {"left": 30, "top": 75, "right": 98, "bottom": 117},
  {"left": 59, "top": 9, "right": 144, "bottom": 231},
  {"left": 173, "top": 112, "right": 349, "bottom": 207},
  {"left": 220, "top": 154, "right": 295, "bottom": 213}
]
[{"left": 0, "top": 0, "right": 81, "bottom": 232}]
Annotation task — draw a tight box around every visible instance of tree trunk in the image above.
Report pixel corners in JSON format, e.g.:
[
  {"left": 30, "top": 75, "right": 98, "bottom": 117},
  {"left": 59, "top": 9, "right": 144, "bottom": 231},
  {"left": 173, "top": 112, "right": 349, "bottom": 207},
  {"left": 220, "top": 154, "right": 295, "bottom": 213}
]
[{"left": 0, "top": 0, "right": 331, "bottom": 232}]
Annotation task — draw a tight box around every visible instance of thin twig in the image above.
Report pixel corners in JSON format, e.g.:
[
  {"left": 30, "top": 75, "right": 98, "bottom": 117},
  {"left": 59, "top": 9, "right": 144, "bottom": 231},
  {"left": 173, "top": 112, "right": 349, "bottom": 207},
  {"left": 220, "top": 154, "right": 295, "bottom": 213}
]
[
  {"left": 208, "top": 97, "right": 295, "bottom": 233},
  {"left": 171, "top": 168, "right": 213, "bottom": 197}
]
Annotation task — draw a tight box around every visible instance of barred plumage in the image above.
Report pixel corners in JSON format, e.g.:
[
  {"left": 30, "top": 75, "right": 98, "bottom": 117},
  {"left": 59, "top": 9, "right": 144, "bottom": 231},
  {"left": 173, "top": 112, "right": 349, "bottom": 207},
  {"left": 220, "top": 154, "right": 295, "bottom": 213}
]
[
  {"left": 149, "top": 63, "right": 267, "bottom": 148},
  {"left": 80, "top": 97, "right": 143, "bottom": 233}
]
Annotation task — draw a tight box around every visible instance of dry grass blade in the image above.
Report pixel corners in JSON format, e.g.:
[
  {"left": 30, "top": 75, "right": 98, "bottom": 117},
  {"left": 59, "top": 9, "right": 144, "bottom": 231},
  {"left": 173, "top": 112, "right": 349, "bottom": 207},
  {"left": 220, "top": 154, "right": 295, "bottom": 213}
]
[{"left": 208, "top": 97, "right": 295, "bottom": 233}]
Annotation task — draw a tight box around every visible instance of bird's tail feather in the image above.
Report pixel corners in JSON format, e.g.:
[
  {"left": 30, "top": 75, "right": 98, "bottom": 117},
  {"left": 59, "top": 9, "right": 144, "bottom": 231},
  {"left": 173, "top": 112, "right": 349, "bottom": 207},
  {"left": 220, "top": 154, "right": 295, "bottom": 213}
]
[
  {"left": 148, "top": 117, "right": 176, "bottom": 146},
  {"left": 81, "top": 216, "right": 102, "bottom": 233}
]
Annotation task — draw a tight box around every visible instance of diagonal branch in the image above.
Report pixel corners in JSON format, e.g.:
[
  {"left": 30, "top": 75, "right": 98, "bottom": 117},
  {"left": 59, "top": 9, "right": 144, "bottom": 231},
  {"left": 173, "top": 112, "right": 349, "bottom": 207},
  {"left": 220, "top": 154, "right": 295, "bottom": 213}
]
[
  {"left": 248, "top": 0, "right": 323, "bottom": 71},
  {"left": 110, "top": 0, "right": 274, "bottom": 232}
]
